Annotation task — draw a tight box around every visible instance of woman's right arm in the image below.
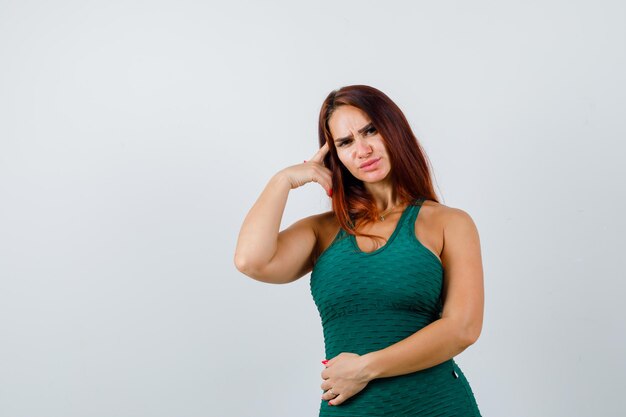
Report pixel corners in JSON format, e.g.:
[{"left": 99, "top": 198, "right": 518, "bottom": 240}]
[{"left": 233, "top": 143, "right": 332, "bottom": 284}]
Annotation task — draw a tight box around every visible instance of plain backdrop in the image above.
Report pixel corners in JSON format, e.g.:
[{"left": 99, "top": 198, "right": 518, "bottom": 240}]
[{"left": 1, "top": 1, "right": 625, "bottom": 416}]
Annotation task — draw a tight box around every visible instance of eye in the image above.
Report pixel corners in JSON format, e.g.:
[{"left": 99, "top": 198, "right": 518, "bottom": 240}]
[
  {"left": 337, "top": 139, "right": 351, "bottom": 147},
  {"left": 365, "top": 126, "right": 377, "bottom": 135}
]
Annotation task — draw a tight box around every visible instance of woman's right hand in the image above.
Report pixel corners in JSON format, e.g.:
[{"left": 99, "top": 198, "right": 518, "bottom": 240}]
[{"left": 278, "top": 142, "right": 333, "bottom": 197}]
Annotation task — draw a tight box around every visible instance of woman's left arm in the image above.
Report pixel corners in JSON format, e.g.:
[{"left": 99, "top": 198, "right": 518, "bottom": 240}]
[{"left": 321, "top": 209, "right": 484, "bottom": 406}]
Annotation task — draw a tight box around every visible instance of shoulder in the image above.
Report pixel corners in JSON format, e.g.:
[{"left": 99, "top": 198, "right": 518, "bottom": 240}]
[
  {"left": 420, "top": 200, "right": 477, "bottom": 232},
  {"left": 418, "top": 202, "right": 482, "bottom": 283},
  {"left": 309, "top": 210, "right": 339, "bottom": 236},
  {"left": 418, "top": 201, "right": 480, "bottom": 255},
  {"left": 425, "top": 203, "right": 480, "bottom": 261},
  {"left": 294, "top": 210, "right": 338, "bottom": 238}
]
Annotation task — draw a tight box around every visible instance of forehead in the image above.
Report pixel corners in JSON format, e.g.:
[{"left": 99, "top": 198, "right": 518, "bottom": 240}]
[{"left": 328, "top": 105, "right": 371, "bottom": 138}]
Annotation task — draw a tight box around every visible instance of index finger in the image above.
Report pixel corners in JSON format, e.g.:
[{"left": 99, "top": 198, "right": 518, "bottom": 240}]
[{"left": 309, "top": 141, "right": 330, "bottom": 163}]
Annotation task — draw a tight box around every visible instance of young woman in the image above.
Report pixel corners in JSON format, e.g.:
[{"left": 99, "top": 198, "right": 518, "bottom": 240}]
[{"left": 234, "top": 85, "right": 484, "bottom": 416}]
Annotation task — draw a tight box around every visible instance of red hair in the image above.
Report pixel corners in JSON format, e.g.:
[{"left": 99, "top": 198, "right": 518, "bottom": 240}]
[{"left": 318, "top": 84, "right": 439, "bottom": 243}]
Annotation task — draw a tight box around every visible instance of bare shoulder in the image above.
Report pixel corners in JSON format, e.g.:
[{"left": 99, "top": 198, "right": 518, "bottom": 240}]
[
  {"left": 289, "top": 210, "right": 338, "bottom": 245},
  {"left": 422, "top": 201, "right": 481, "bottom": 268},
  {"left": 416, "top": 201, "right": 479, "bottom": 257},
  {"left": 420, "top": 200, "right": 477, "bottom": 232},
  {"left": 290, "top": 210, "right": 334, "bottom": 228},
  {"left": 308, "top": 210, "right": 340, "bottom": 238}
]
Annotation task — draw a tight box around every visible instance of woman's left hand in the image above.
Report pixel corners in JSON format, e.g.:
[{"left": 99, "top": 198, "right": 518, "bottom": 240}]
[{"left": 320, "top": 352, "right": 373, "bottom": 406}]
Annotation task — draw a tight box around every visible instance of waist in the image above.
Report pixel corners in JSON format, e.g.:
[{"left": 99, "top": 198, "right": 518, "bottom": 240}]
[
  {"left": 322, "top": 309, "right": 439, "bottom": 357},
  {"left": 318, "top": 359, "right": 458, "bottom": 415}
]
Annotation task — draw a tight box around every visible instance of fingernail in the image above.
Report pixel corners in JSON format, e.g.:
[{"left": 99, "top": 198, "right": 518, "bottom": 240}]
[
  {"left": 328, "top": 401, "right": 333, "bottom": 406},
  {"left": 328, "top": 189, "right": 333, "bottom": 197},
  {"left": 304, "top": 160, "right": 307, "bottom": 163},
  {"left": 321, "top": 360, "right": 328, "bottom": 364}
]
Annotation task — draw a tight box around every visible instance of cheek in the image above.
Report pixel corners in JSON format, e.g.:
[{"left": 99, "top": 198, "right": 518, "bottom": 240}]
[
  {"left": 376, "top": 138, "right": 388, "bottom": 153},
  {"left": 335, "top": 149, "right": 347, "bottom": 164},
  {"left": 336, "top": 152, "right": 354, "bottom": 170}
]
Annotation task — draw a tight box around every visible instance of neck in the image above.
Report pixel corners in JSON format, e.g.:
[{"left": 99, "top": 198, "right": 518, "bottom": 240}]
[{"left": 363, "top": 178, "right": 397, "bottom": 210}]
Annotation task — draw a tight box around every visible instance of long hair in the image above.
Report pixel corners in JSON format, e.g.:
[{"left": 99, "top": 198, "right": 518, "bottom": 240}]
[{"left": 318, "top": 84, "right": 439, "bottom": 244}]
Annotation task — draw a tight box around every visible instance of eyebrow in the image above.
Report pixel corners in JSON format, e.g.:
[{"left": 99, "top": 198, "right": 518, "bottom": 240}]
[{"left": 334, "top": 122, "right": 374, "bottom": 143}]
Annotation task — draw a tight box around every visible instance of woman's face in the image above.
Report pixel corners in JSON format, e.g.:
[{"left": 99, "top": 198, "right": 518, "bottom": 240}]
[{"left": 328, "top": 105, "right": 392, "bottom": 183}]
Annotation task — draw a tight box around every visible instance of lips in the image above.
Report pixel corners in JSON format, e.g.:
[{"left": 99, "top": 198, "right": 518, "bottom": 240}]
[{"left": 360, "top": 157, "right": 381, "bottom": 168}]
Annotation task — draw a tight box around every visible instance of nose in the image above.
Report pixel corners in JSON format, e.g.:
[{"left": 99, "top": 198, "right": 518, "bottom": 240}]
[{"left": 355, "top": 137, "right": 372, "bottom": 158}]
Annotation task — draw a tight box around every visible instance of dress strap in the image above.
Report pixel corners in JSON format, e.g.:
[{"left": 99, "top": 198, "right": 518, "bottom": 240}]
[{"left": 400, "top": 198, "right": 426, "bottom": 238}]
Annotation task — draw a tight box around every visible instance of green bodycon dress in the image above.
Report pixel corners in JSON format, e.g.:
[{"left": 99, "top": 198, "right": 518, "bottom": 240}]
[{"left": 310, "top": 198, "right": 482, "bottom": 416}]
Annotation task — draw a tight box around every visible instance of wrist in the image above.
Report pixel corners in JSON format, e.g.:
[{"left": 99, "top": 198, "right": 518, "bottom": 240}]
[
  {"left": 271, "top": 171, "right": 293, "bottom": 190},
  {"left": 360, "top": 351, "right": 383, "bottom": 381}
]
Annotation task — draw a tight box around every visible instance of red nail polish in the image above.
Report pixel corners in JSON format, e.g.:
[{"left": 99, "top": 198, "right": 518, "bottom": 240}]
[
  {"left": 328, "top": 189, "right": 333, "bottom": 197},
  {"left": 322, "top": 360, "right": 328, "bottom": 364}
]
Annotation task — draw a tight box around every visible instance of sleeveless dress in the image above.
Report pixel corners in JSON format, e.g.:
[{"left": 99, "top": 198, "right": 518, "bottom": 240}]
[{"left": 310, "top": 198, "right": 482, "bottom": 416}]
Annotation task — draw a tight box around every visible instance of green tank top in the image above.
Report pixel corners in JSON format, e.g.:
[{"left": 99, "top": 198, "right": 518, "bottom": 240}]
[{"left": 310, "top": 198, "right": 482, "bottom": 416}]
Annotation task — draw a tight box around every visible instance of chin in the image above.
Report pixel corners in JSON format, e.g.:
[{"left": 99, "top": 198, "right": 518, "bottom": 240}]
[{"left": 359, "top": 171, "right": 391, "bottom": 183}]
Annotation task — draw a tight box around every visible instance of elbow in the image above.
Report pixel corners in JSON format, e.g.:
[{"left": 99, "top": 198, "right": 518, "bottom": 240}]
[
  {"left": 233, "top": 252, "right": 245, "bottom": 272},
  {"left": 233, "top": 252, "right": 296, "bottom": 285},
  {"left": 234, "top": 253, "right": 257, "bottom": 276},
  {"left": 459, "top": 323, "right": 482, "bottom": 347},
  {"left": 233, "top": 254, "right": 246, "bottom": 273},
  {"left": 233, "top": 255, "right": 277, "bottom": 284},
  {"left": 444, "top": 315, "right": 482, "bottom": 348}
]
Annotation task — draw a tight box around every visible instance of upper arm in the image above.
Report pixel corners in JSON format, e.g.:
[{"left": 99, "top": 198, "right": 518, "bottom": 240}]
[
  {"left": 247, "top": 215, "right": 319, "bottom": 284},
  {"left": 440, "top": 208, "right": 484, "bottom": 344}
]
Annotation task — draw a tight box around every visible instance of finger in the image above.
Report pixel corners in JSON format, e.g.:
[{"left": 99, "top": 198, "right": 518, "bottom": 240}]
[
  {"left": 322, "top": 391, "right": 339, "bottom": 402},
  {"left": 309, "top": 167, "right": 333, "bottom": 197},
  {"left": 309, "top": 142, "right": 330, "bottom": 164},
  {"left": 321, "top": 387, "right": 339, "bottom": 401},
  {"left": 316, "top": 169, "right": 333, "bottom": 196},
  {"left": 329, "top": 393, "right": 347, "bottom": 406},
  {"left": 325, "top": 355, "right": 337, "bottom": 366}
]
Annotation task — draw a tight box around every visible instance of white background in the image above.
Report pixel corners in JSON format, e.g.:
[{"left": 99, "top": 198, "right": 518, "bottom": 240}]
[{"left": 1, "top": 1, "right": 625, "bottom": 416}]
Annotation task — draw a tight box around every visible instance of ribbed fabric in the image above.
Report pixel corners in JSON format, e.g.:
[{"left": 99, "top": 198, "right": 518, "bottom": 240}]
[{"left": 310, "top": 198, "right": 482, "bottom": 416}]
